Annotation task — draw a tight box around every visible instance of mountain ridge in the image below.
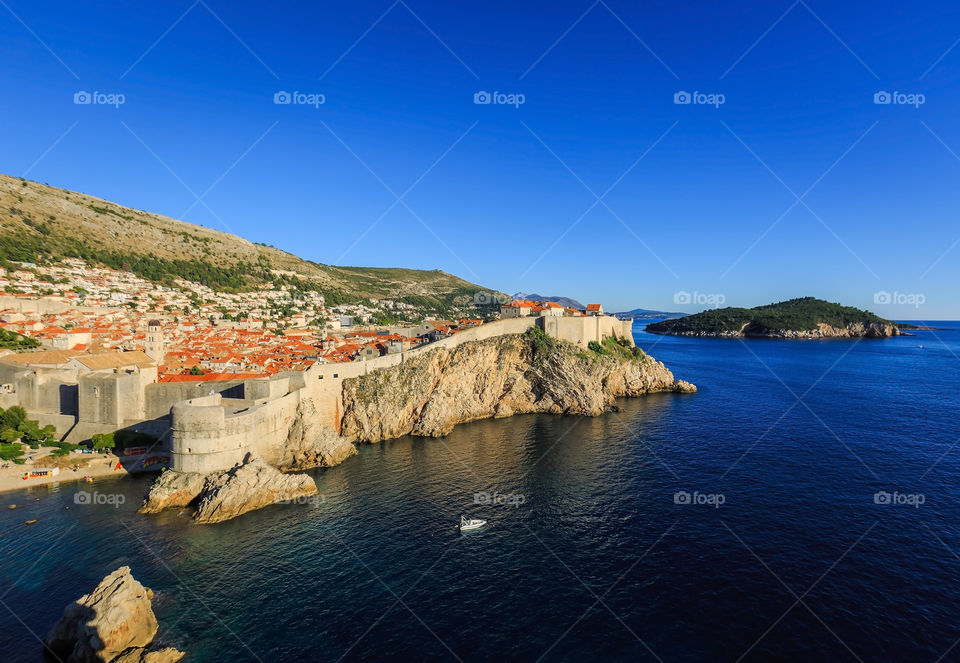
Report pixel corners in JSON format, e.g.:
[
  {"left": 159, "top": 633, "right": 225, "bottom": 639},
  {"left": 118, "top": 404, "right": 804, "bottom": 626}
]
[
  {"left": 512, "top": 292, "right": 585, "bottom": 310},
  {"left": 0, "top": 174, "right": 505, "bottom": 315}
]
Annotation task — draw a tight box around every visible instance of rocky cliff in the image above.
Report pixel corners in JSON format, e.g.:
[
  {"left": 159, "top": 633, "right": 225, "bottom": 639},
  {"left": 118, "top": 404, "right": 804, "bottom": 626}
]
[
  {"left": 280, "top": 397, "right": 357, "bottom": 469},
  {"left": 43, "top": 566, "right": 184, "bottom": 663},
  {"left": 139, "top": 455, "right": 318, "bottom": 524},
  {"left": 339, "top": 329, "right": 695, "bottom": 443}
]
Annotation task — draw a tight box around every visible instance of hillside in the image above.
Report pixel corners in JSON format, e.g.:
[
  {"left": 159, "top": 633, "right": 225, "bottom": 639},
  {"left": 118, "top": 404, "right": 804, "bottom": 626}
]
[
  {"left": 0, "top": 174, "right": 503, "bottom": 314},
  {"left": 645, "top": 297, "right": 901, "bottom": 338}
]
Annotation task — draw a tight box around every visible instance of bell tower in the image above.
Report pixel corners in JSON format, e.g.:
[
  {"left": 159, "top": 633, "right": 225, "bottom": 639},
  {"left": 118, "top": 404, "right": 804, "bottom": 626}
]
[{"left": 145, "top": 320, "right": 165, "bottom": 363}]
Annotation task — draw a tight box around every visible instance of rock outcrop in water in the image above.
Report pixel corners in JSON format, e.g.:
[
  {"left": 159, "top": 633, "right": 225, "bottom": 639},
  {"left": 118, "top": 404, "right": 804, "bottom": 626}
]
[
  {"left": 340, "top": 329, "right": 695, "bottom": 443},
  {"left": 139, "top": 455, "right": 317, "bottom": 524},
  {"left": 43, "top": 566, "right": 184, "bottom": 663}
]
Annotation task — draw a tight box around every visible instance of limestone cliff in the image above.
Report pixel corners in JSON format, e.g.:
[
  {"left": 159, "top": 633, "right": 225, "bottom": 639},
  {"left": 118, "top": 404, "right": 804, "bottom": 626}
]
[
  {"left": 139, "top": 455, "right": 318, "bottom": 524},
  {"left": 43, "top": 566, "right": 184, "bottom": 663},
  {"left": 280, "top": 397, "right": 357, "bottom": 469},
  {"left": 339, "top": 329, "right": 695, "bottom": 443}
]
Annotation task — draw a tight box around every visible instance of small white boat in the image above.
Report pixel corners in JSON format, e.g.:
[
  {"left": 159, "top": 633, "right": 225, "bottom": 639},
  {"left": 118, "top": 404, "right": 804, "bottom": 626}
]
[
  {"left": 918, "top": 344, "right": 924, "bottom": 349},
  {"left": 460, "top": 515, "right": 486, "bottom": 531}
]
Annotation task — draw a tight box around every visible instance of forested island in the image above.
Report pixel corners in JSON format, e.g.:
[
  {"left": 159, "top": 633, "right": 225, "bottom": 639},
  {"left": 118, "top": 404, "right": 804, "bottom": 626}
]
[{"left": 645, "top": 297, "right": 902, "bottom": 338}]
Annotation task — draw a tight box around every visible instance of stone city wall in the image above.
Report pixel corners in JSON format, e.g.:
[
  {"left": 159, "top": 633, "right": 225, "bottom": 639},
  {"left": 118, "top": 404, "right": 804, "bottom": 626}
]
[{"left": 169, "top": 315, "right": 635, "bottom": 473}]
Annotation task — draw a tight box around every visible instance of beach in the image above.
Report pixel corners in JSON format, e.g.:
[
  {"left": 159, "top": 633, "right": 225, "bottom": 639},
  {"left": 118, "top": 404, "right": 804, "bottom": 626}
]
[{"left": 0, "top": 450, "right": 130, "bottom": 494}]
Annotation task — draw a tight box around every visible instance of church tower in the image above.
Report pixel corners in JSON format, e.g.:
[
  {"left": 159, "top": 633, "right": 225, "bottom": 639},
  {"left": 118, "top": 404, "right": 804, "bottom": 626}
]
[{"left": 145, "top": 320, "right": 165, "bottom": 363}]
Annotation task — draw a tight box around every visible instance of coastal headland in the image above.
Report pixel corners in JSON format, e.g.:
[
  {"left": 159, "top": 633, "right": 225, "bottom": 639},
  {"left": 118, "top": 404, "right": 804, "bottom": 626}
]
[{"left": 139, "top": 317, "right": 694, "bottom": 522}]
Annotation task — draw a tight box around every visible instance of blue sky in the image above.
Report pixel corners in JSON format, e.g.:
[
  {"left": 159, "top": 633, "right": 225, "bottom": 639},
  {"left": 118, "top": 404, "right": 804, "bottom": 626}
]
[{"left": 2, "top": 1, "right": 960, "bottom": 318}]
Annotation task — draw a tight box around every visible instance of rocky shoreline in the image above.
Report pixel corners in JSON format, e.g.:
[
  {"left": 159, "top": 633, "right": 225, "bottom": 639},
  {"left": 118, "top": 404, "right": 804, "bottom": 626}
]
[
  {"left": 140, "top": 455, "right": 317, "bottom": 524},
  {"left": 340, "top": 331, "right": 695, "bottom": 443},
  {"left": 139, "top": 330, "right": 694, "bottom": 524},
  {"left": 648, "top": 321, "right": 901, "bottom": 339}
]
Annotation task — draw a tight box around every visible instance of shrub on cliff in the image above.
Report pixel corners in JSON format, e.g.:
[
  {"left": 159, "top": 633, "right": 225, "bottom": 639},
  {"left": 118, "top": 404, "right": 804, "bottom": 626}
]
[{"left": 524, "top": 325, "right": 556, "bottom": 365}]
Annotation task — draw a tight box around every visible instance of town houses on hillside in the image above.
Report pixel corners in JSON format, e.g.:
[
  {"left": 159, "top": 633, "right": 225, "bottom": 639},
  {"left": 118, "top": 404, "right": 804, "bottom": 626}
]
[{"left": 0, "top": 259, "right": 612, "bottom": 381}]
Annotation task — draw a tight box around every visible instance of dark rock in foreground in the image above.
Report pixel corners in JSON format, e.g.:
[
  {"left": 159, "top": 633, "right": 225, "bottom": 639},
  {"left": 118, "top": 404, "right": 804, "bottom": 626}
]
[{"left": 43, "top": 566, "right": 184, "bottom": 663}]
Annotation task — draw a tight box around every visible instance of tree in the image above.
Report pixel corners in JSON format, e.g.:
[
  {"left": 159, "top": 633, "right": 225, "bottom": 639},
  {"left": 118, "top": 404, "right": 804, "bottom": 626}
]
[
  {"left": 0, "top": 405, "right": 27, "bottom": 431},
  {"left": 40, "top": 424, "right": 58, "bottom": 444},
  {"left": 91, "top": 432, "right": 115, "bottom": 451},
  {"left": 17, "top": 420, "right": 43, "bottom": 443},
  {"left": 0, "top": 443, "right": 23, "bottom": 461},
  {"left": 0, "top": 428, "right": 21, "bottom": 443},
  {"left": 189, "top": 365, "right": 206, "bottom": 375}
]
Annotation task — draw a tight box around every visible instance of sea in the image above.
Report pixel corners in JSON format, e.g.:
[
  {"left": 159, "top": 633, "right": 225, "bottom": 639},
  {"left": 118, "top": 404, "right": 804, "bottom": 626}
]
[{"left": 3, "top": 320, "right": 960, "bottom": 662}]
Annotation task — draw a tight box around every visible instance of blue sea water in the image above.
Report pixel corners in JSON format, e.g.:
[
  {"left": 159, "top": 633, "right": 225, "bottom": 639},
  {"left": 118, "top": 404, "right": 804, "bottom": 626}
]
[{"left": 3, "top": 321, "right": 960, "bottom": 662}]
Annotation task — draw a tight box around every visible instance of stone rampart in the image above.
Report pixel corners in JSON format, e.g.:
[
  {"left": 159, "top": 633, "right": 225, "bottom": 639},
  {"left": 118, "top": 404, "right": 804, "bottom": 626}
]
[{"left": 169, "top": 315, "right": 632, "bottom": 473}]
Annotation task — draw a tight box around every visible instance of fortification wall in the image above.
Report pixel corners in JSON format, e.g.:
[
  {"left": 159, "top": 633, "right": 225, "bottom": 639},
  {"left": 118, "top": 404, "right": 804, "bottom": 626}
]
[
  {"left": 78, "top": 372, "right": 145, "bottom": 426},
  {"left": 144, "top": 379, "right": 246, "bottom": 419},
  {"left": 169, "top": 315, "right": 632, "bottom": 472},
  {"left": 540, "top": 316, "right": 635, "bottom": 347},
  {"left": 0, "top": 296, "right": 74, "bottom": 315},
  {"left": 171, "top": 390, "right": 302, "bottom": 473}
]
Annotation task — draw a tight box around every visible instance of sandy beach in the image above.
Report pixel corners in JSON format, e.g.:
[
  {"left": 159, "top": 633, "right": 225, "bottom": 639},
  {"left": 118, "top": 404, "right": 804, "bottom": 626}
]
[{"left": 0, "top": 450, "right": 131, "bottom": 494}]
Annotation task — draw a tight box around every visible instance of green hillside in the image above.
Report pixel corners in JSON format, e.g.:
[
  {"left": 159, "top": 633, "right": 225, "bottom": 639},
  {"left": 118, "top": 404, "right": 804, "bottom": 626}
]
[
  {"left": 0, "top": 174, "right": 504, "bottom": 315},
  {"left": 646, "top": 297, "right": 896, "bottom": 335}
]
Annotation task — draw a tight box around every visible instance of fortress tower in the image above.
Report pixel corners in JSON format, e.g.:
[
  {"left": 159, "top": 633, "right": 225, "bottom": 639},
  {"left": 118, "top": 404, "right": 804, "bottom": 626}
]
[{"left": 145, "top": 320, "right": 165, "bottom": 364}]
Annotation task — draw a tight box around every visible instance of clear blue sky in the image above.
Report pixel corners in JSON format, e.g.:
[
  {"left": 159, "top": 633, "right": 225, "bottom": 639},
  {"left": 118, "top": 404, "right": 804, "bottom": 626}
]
[{"left": 3, "top": 1, "right": 960, "bottom": 318}]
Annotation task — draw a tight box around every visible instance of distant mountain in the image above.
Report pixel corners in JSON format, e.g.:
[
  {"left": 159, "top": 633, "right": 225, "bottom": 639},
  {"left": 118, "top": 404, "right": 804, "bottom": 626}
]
[
  {"left": 512, "top": 292, "right": 585, "bottom": 310},
  {"left": 614, "top": 308, "right": 685, "bottom": 321},
  {"left": 0, "top": 174, "right": 506, "bottom": 314}
]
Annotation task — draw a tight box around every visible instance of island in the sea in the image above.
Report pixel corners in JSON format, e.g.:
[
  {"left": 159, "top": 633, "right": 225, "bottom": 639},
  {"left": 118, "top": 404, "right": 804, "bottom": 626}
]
[{"left": 645, "top": 297, "right": 902, "bottom": 338}]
